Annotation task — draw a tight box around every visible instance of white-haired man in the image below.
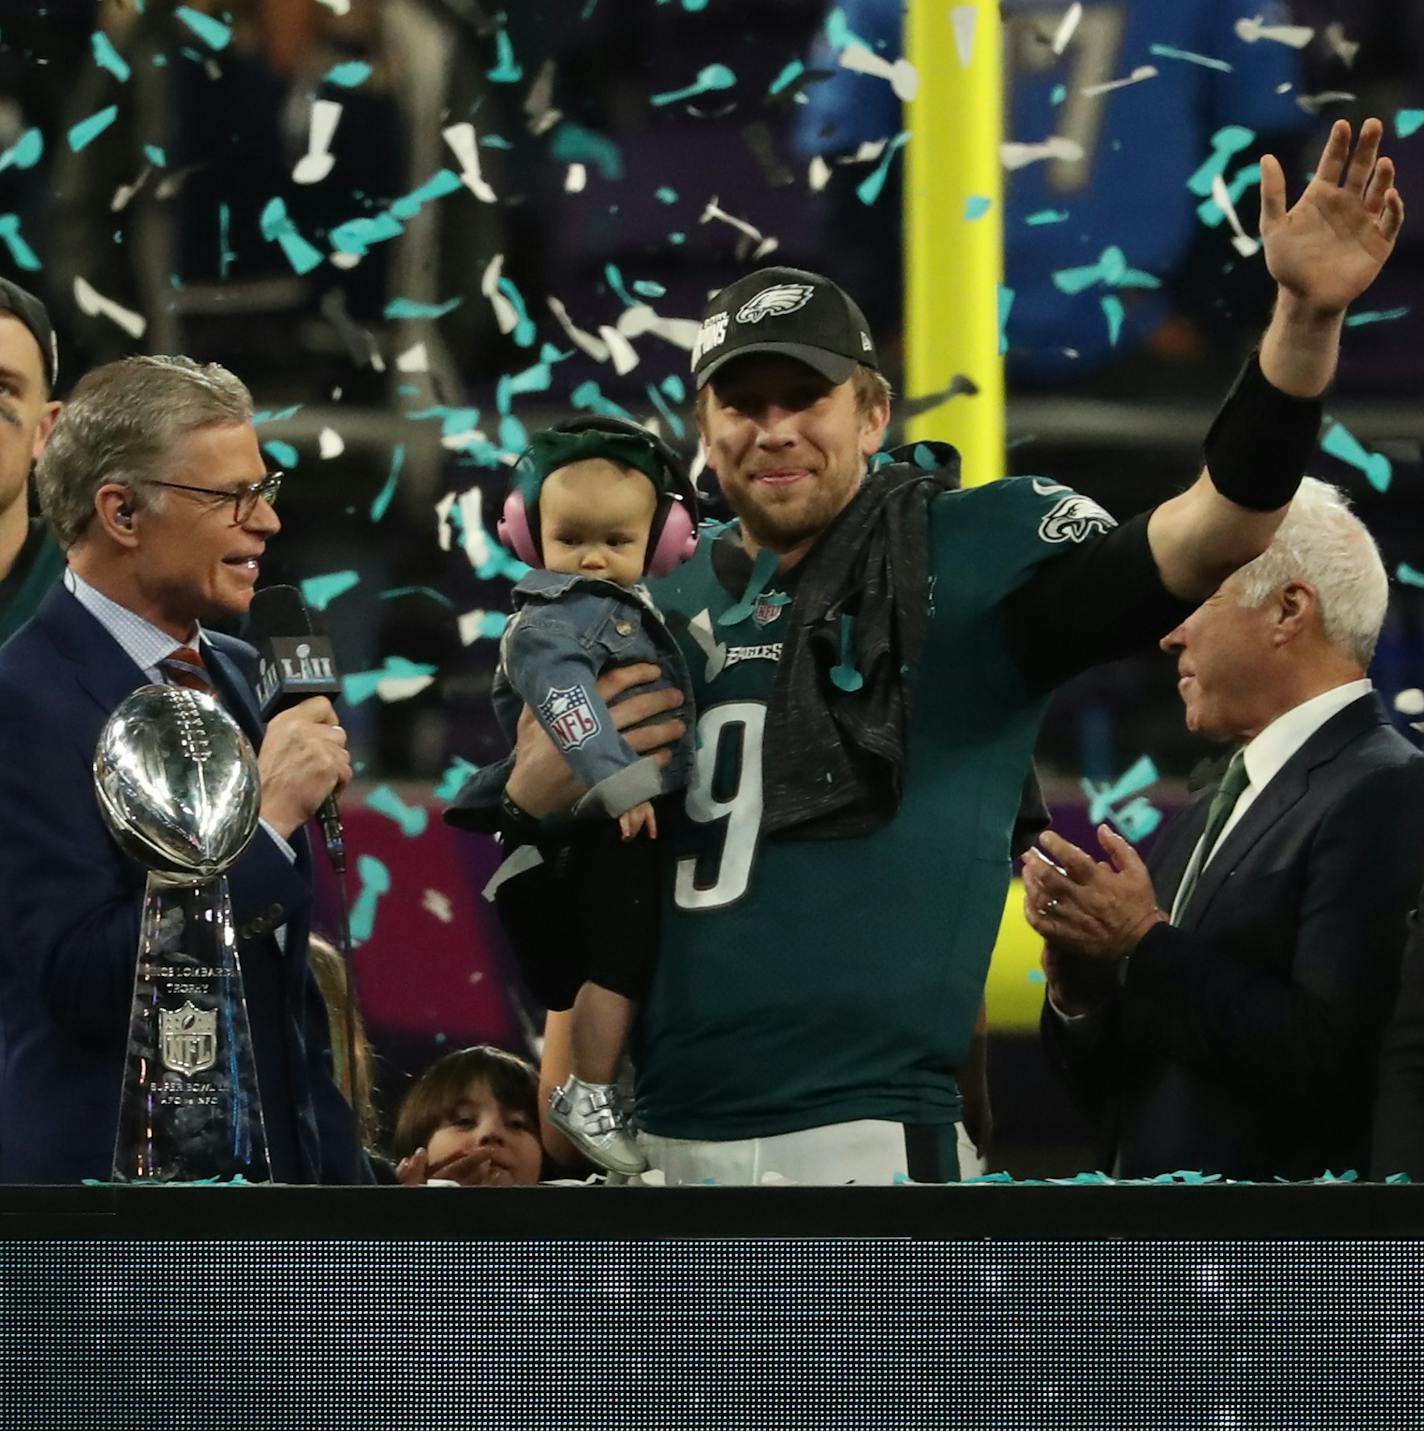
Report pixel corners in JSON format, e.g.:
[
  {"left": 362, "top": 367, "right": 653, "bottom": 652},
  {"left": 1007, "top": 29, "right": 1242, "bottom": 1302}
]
[{"left": 1031, "top": 478, "right": 1424, "bottom": 1180}]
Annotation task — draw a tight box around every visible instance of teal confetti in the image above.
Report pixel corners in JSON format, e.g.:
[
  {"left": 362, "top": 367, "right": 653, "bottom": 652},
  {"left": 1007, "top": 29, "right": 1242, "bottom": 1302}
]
[
  {"left": 669, "top": 232, "right": 686, "bottom": 244},
  {"left": 964, "top": 194, "right": 992, "bottom": 221},
  {"left": 366, "top": 785, "right": 429, "bottom": 838},
  {"left": 1026, "top": 968, "right": 1047, "bottom": 984},
  {"left": 496, "top": 277, "right": 536, "bottom": 346},
  {"left": 381, "top": 585, "right": 455, "bottom": 609},
  {"left": 1187, "top": 126, "right": 1254, "bottom": 196},
  {"left": 348, "top": 854, "right": 392, "bottom": 946},
  {"left": 480, "top": 134, "right": 513, "bottom": 150},
  {"left": 435, "top": 756, "right": 481, "bottom": 801},
  {"left": 1397, "top": 110, "right": 1424, "bottom": 140},
  {"left": 1052, "top": 245, "right": 1160, "bottom": 295},
  {"left": 719, "top": 549, "right": 780, "bottom": 627},
  {"left": 650, "top": 63, "right": 736, "bottom": 107},
  {"left": 389, "top": 168, "right": 463, "bottom": 220},
  {"left": 632, "top": 278, "right": 666, "bottom": 298},
  {"left": 1025, "top": 208, "right": 1069, "bottom": 226},
  {"left": 549, "top": 121, "right": 624, "bottom": 180},
  {"left": 300, "top": 570, "right": 360, "bottom": 611},
  {"left": 681, "top": 0, "right": 710, "bottom": 9},
  {"left": 253, "top": 404, "right": 303, "bottom": 424},
  {"left": 324, "top": 60, "right": 372, "bottom": 88},
  {"left": 1196, "top": 163, "right": 1260, "bottom": 228},
  {"left": 1101, "top": 294, "right": 1125, "bottom": 346},
  {"left": 370, "top": 444, "right": 406, "bottom": 521},
  {"left": 1149, "top": 42, "right": 1232, "bottom": 72},
  {"left": 1082, "top": 756, "right": 1162, "bottom": 841},
  {"left": 571, "top": 380, "right": 636, "bottom": 422},
  {"left": 645, "top": 382, "right": 685, "bottom": 440},
  {"left": 498, "top": 413, "right": 528, "bottom": 452},
  {"left": 912, "top": 444, "right": 939, "bottom": 470},
  {"left": 825, "top": 6, "right": 869, "bottom": 52},
  {"left": 92, "top": 31, "right": 131, "bottom": 81},
  {"left": 260, "top": 197, "right": 324, "bottom": 276},
  {"left": 487, "top": 28, "right": 522, "bottom": 83},
  {"left": 0, "top": 215, "right": 41, "bottom": 272},
  {"left": 1050, "top": 83, "right": 1066, "bottom": 105},
  {"left": 218, "top": 201, "right": 234, "bottom": 278},
  {"left": 660, "top": 374, "right": 686, "bottom": 402},
  {"left": 655, "top": 185, "right": 678, "bottom": 203},
  {"left": 175, "top": 6, "right": 232, "bottom": 50},
  {"left": 1346, "top": 307, "right": 1410, "bottom": 327},
  {"left": 830, "top": 614, "right": 864, "bottom": 692},
  {"left": 769, "top": 60, "right": 804, "bottom": 95},
  {"left": 0, "top": 129, "right": 43, "bottom": 172},
  {"left": 1322, "top": 417, "right": 1392, "bottom": 493},
  {"left": 68, "top": 105, "right": 119, "bottom": 153},
  {"left": 857, "top": 131, "right": 909, "bottom": 206},
  {"left": 997, "top": 283, "right": 1014, "bottom": 354},
  {"left": 261, "top": 440, "right": 299, "bottom": 469},
  {"left": 144, "top": 144, "right": 167, "bottom": 167},
  {"left": 1396, "top": 564, "right": 1424, "bottom": 588},
  {"left": 330, "top": 212, "right": 404, "bottom": 258},
  {"left": 383, "top": 297, "right": 463, "bottom": 319},
  {"left": 343, "top": 657, "right": 439, "bottom": 706},
  {"left": 604, "top": 262, "right": 638, "bottom": 308}
]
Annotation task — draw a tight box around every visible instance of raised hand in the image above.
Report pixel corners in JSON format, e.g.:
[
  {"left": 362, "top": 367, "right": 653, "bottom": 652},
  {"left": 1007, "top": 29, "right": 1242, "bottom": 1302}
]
[{"left": 1260, "top": 117, "right": 1405, "bottom": 316}]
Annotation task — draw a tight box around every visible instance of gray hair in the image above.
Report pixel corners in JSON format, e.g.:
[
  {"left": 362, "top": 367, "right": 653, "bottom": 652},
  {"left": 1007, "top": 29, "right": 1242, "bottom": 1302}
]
[
  {"left": 36, "top": 354, "right": 254, "bottom": 548},
  {"left": 1230, "top": 476, "right": 1388, "bottom": 668}
]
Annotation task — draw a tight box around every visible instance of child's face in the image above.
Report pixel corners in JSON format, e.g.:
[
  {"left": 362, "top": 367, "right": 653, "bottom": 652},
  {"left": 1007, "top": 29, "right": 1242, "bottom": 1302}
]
[
  {"left": 425, "top": 1078, "right": 543, "bottom": 1186},
  {"left": 539, "top": 458, "right": 658, "bottom": 586}
]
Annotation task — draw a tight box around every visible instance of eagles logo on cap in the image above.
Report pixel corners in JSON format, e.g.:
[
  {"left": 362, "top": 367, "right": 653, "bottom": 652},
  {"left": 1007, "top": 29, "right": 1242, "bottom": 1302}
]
[{"left": 736, "top": 283, "right": 815, "bottom": 324}]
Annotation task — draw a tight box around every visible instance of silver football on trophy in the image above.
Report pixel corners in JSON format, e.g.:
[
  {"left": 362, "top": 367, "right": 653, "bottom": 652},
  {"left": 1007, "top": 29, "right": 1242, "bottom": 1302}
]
[{"left": 94, "top": 685, "right": 262, "bottom": 883}]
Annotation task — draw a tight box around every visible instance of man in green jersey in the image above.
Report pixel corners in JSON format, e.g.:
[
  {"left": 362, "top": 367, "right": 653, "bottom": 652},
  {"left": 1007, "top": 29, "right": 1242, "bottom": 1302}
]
[
  {"left": 0, "top": 278, "right": 62, "bottom": 648},
  {"left": 495, "top": 119, "right": 1405, "bottom": 1184}
]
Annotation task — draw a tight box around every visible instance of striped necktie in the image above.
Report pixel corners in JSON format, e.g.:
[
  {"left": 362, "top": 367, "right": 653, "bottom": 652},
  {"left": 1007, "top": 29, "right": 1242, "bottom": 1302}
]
[
  {"left": 1175, "top": 749, "right": 1250, "bottom": 915},
  {"left": 159, "top": 645, "right": 216, "bottom": 696}
]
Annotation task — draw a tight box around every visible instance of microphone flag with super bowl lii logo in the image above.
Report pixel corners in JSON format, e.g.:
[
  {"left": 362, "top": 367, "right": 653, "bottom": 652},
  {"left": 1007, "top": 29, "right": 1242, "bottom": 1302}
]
[
  {"left": 94, "top": 683, "right": 271, "bottom": 1183},
  {"left": 249, "top": 584, "right": 342, "bottom": 718}
]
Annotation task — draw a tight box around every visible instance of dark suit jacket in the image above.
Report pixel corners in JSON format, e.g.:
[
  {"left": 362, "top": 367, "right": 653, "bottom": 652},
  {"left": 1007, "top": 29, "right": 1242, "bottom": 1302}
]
[
  {"left": 0, "top": 584, "right": 369, "bottom": 1184},
  {"left": 1371, "top": 896, "right": 1424, "bottom": 1179},
  {"left": 1042, "top": 693, "right": 1424, "bottom": 1181}
]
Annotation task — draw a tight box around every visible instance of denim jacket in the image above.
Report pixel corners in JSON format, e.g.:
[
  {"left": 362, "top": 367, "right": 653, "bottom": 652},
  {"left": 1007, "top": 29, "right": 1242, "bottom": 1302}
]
[{"left": 456, "top": 570, "right": 694, "bottom": 821}]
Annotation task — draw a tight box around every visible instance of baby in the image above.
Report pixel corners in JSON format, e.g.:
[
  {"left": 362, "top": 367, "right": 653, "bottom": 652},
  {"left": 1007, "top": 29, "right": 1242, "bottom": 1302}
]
[{"left": 449, "top": 418, "right": 697, "bottom": 1176}]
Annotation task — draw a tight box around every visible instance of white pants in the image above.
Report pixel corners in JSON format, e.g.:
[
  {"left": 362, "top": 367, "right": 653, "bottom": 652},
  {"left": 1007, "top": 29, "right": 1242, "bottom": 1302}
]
[{"left": 621, "top": 1120, "right": 984, "bottom": 1186}]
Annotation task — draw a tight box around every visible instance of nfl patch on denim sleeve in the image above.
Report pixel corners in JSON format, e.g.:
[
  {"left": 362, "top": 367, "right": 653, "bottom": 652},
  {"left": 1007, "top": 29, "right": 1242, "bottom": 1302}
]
[{"left": 538, "top": 684, "right": 601, "bottom": 751}]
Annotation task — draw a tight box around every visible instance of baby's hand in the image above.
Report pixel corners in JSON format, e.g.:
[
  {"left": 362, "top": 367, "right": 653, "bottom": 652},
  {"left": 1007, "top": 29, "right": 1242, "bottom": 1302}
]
[{"left": 619, "top": 801, "right": 658, "bottom": 841}]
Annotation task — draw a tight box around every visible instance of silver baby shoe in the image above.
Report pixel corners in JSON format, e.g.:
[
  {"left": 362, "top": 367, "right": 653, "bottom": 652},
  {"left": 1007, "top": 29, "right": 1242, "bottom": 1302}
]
[{"left": 548, "top": 1075, "right": 648, "bottom": 1176}]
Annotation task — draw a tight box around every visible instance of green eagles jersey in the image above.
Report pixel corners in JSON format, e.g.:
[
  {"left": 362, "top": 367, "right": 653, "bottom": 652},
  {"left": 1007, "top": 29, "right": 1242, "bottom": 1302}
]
[{"left": 637, "top": 474, "right": 1115, "bottom": 1140}]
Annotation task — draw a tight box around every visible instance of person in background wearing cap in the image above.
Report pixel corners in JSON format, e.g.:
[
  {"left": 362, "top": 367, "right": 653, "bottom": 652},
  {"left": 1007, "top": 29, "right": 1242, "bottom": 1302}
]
[
  {"left": 0, "top": 278, "right": 62, "bottom": 648},
  {"left": 447, "top": 418, "right": 697, "bottom": 1178},
  {"left": 499, "top": 120, "right": 1403, "bottom": 1186}
]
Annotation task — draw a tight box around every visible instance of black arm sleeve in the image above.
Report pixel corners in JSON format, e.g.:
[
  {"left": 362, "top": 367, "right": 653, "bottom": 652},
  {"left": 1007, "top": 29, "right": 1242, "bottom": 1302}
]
[{"left": 1002, "top": 511, "right": 1196, "bottom": 696}]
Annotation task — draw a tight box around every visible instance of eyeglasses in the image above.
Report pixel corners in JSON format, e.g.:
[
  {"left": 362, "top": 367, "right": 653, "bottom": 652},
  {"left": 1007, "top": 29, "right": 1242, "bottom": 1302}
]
[{"left": 140, "top": 472, "right": 283, "bottom": 525}]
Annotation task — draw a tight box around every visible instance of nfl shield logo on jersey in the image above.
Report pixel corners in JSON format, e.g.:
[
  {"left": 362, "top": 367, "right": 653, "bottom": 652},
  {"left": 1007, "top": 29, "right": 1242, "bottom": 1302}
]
[
  {"left": 538, "top": 684, "right": 602, "bottom": 752},
  {"left": 752, "top": 592, "right": 787, "bottom": 626}
]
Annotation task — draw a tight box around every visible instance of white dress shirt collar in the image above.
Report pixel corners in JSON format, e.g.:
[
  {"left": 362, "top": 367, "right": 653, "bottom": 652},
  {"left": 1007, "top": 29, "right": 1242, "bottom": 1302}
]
[{"left": 64, "top": 567, "right": 206, "bottom": 681}]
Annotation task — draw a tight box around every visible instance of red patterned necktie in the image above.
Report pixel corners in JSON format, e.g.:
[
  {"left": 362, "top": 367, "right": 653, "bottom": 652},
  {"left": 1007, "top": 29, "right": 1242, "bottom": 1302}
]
[{"left": 159, "top": 645, "right": 216, "bottom": 695}]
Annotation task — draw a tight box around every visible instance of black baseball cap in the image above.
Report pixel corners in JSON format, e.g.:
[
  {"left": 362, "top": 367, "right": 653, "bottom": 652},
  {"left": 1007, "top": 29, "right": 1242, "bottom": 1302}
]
[
  {"left": 690, "top": 265, "right": 880, "bottom": 389},
  {"left": 0, "top": 277, "right": 58, "bottom": 390}
]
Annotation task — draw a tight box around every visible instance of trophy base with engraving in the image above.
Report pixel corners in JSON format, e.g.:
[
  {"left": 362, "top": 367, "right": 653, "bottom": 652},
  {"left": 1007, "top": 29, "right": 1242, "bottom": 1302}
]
[{"left": 112, "top": 876, "right": 271, "bottom": 1183}]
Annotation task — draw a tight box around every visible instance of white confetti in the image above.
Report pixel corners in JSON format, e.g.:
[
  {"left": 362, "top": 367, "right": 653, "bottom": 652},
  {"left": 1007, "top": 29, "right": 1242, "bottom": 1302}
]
[
  {"left": 1001, "top": 136, "right": 1086, "bottom": 171},
  {"left": 73, "top": 277, "right": 146, "bottom": 339},
  {"left": 699, "top": 195, "right": 779, "bottom": 258},
  {"left": 1295, "top": 91, "right": 1357, "bottom": 115},
  {"left": 480, "top": 253, "right": 521, "bottom": 336},
  {"left": 1235, "top": 15, "right": 1315, "bottom": 49},
  {"left": 564, "top": 163, "right": 587, "bottom": 193},
  {"left": 457, "top": 608, "right": 503, "bottom": 645},
  {"left": 615, "top": 303, "right": 700, "bottom": 352},
  {"left": 422, "top": 889, "right": 454, "bottom": 923},
  {"left": 808, "top": 155, "right": 831, "bottom": 192},
  {"left": 318, "top": 427, "right": 345, "bottom": 459},
  {"left": 524, "top": 59, "right": 561, "bottom": 135},
  {"left": 1323, "top": 22, "right": 1359, "bottom": 67},
  {"left": 838, "top": 42, "right": 919, "bottom": 101},
  {"left": 111, "top": 166, "right": 152, "bottom": 213},
  {"left": 950, "top": 5, "right": 977, "bottom": 68},
  {"left": 442, "top": 122, "right": 497, "bottom": 203},
  {"left": 1051, "top": 3, "right": 1083, "bottom": 56},
  {"left": 598, "top": 324, "right": 640, "bottom": 375},
  {"left": 376, "top": 675, "right": 436, "bottom": 703},
  {"left": 293, "top": 99, "right": 343, "bottom": 185},
  {"left": 315, "top": 0, "right": 351, "bottom": 12},
  {"left": 1394, "top": 689, "right": 1424, "bottom": 716},
  {"left": 396, "top": 341, "right": 429, "bottom": 373},
  {"left": 547, "top": 294, "right": 611, "bottom": 361},
  {"left": 1081, "top": 65, "right": 1158, "bottom": 97},
  {"left": 837, "top": 139, "right": 890, "bottom": 165},
  {"left": 1210, "top": 173, "right": 1261, "bottom": 257}
]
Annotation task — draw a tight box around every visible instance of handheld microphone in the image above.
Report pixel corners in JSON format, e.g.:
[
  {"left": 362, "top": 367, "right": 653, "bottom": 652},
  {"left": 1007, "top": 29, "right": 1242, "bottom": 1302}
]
[{"left": 247, "top": 585, "right": 347, "bottom": 873}]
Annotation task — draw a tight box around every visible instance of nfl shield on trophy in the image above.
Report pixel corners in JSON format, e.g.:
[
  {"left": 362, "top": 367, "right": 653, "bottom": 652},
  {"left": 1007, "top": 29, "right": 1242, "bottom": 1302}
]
[{"left": 94, "top": 684, "right": 271, "bottom": 1183}]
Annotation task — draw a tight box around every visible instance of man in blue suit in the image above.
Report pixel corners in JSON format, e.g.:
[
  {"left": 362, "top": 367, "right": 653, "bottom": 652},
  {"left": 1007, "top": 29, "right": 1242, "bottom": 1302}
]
[{"left": 0, "top": 354, "right": 366, "bottom": 1184}]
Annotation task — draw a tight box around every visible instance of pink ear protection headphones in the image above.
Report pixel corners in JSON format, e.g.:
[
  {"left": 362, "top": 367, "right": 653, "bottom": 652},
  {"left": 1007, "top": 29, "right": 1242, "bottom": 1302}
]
[{"left": 497, "top": 416, "right": 699, "bottom": 578}]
